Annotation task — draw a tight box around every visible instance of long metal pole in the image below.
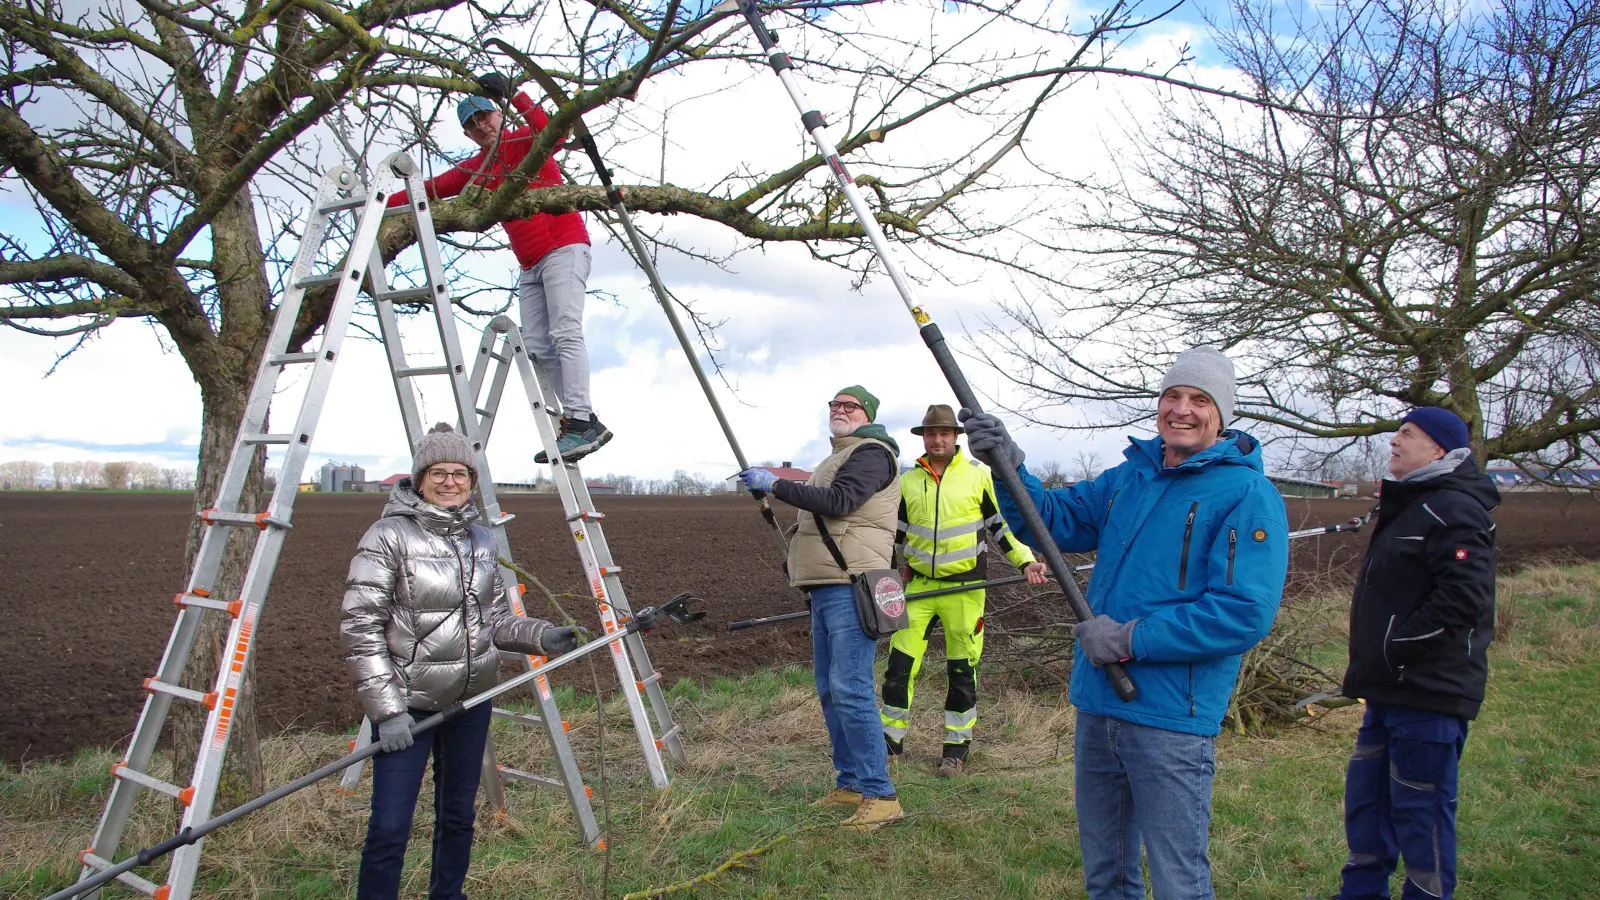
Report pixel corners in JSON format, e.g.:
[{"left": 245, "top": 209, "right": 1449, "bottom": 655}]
[
  {"left": 725, "top": 0, "right": 1136, "bottom": 699},
  {"left": 484, "top": 40, "right": 791, "bottom": 562}
]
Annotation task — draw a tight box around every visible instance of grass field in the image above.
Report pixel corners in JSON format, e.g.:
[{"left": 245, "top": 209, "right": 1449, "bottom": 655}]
[{"left": 5, "top": 563, "right": 1597, "bottom": 899}]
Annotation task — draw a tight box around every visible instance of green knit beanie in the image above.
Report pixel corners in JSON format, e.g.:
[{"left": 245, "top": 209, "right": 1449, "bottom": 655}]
[{"left": 835, "top": 385, "right": 880, "bottom": 422}]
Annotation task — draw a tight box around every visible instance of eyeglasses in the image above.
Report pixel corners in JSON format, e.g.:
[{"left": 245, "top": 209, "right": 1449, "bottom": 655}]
[
  {"left": 427, "top": 468, "right": 473, "bottom": 484},
  {"left": 463, "top": 113, "right": 497, "bottom": 135},
  {"left": 827, "top": 400, "right": 865, "bottom": 414}
]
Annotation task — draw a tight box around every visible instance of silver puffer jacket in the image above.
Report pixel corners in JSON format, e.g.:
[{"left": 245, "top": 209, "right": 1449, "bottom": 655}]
[{"left": 340, "top": 479, "right": 552, "bottom": 721}]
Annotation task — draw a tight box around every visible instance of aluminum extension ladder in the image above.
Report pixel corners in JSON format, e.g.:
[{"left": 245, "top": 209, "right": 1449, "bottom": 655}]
[{"left": 75, "top": 153, "right": 600, "bottom": 899}]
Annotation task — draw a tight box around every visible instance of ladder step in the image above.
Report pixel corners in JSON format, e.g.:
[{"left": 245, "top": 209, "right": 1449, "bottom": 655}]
[
  {"left": 565, "top": 509, "right": 605, "bottom": 523},
  {"left": 294, "top": 273, "right": 346, "bottom": 290},
  {"left": 638, "top": 672, "right": 663, "bottom": 688},
  {"left": 318, "top": 195, "right": 369, "bottom": 214},
  {"left": 175, "top": 592, "right": 241, "bottom": 616},
  {"left": 489, "top": 513, "right": 515, "bottom": 527},
  {"left": 377, "top": 285, "right": 437, "bottom": 304},
  {"left": 654, "top": 723, "right": 684, "bottom": 749},
  {"left": 143, "top": 677, "right": 219, "bottom": 709},
  {"left": 268, "top": 351, "right": 319, "bottom": 366},
  {"left": 198, "top": 509, "right": 293, "bottom": 530},
  {"left": 490, "top": 708, "right": 550, "bottom": 729},
  {"left": 382, "top": 203, "right": 421, "bottom": 219},
  {"left": 240, "top": 433, "right": 294, "bottom": 445},
  {"left": 79, "top": 851, "right": 162, "bottom": 896},
  {"left": 495, "top": 766, "right": 565, "bottom": 789},
  {"left": 599, "top": 566, "right": 622, "bottom": 578},
  {"left": 396, "top": 365, "right": 451, "bottom": 378},
  {"left": 110, "top": 761, "right": 193, "bottom": 804}
]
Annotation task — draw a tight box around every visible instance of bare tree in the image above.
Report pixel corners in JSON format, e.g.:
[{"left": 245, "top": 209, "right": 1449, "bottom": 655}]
[
  {"left": 1070, "top": 450, "right": 1103, "bottom": 483},
  {"left": 1030, "top": 458, "right": 1070, "bottom": 489},
  {"left": 985, "top": 0, "right": 1600, "bottom": 478},
  {"left": 160, "top": 467, "right": 194, "bottom": 491},
  {"left": 2, "top": 0, "right": 1216, "bottom": 805},
  {"left": 102, "top": 460, "right": 132, "bottom": 490},
  {"left": 131, "top": 461, "right": 162, "bottom": 489},
  {"left": 0, "top": 460, "right": 43, "bottom": 489}
]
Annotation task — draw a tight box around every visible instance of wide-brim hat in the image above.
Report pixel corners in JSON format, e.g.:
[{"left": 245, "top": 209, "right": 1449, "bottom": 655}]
[{"left": 911, "top": 403, "right": 961, "bottom": 435}]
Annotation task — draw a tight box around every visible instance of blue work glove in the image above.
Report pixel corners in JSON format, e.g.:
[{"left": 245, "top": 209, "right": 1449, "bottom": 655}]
[
  {"left": 958, "top": 409, "right": 1025, "bottom": 470},
  {"left": 539, "top": 625, "right": 589, "bottom": 657},
  {"left": 1073, "top": 615, "right": 1137, "bottom": 667},
  {"left": 739, "top": 468, "right": 781, "bottom": 493},
  {"left": 376, "top": 713, "right": 414, "bottom": 753},
  {"left": 476, "top": 71, "right": 510, "bottom": 100}
]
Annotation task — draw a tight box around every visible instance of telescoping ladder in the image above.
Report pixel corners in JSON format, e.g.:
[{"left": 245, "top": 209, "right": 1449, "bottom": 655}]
[{"left": 75, "top": 153, "right": 633, "bottom": 899}]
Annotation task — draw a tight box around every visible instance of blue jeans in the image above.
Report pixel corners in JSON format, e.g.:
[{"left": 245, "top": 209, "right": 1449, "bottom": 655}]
[
  {"left": 1075, "top": 710, "right": 1216, "bottom": 900},
  {"left": 357, "top": 702, "right": 492, "bottom": 900},
  {"left": 1339, "top": 702, "right": 1468, "bottom": 900},
  {"left": 518, "top": 243, "right": 593, "bottom": 419},
  {"left": 810, "top": 583, "right": 894, "bottom": 799}
]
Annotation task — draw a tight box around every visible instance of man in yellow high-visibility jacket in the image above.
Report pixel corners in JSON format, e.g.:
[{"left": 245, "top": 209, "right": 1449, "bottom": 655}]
[{"left": 883, "top": 404, "right": 1047, "bottom": 777}]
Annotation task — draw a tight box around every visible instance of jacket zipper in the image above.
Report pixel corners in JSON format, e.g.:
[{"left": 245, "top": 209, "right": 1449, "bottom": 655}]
[
  {"left": 1227, "top": 527, "right": 1237, "bottom": 586},
  {"left": 1177, "top": 502, "right": 1198, "bottom": 590},
  {"left": 931, "top": 478, "right": 940, "bottom": 574},
  {"left": 452, "top": 533, "right": 474, "bottom": 703},
  {"left": 1187, "top": 663, "right": 1195, "bottom": 715},
  {"left": 1107, "top": 490, "right": 1120, "bottom": 515}
]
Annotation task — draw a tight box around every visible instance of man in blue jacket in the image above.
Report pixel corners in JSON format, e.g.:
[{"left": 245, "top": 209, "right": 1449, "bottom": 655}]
[{"left": 962, "top": 347, "right": 1289, "bottom": 900}]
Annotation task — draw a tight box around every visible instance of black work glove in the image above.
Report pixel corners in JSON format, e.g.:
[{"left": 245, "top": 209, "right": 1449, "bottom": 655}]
[
  {"left": 959, "top": 408, "right": 1025, "bottom": 470},
  {"left": 539, "top": 625, "right": 588, "bottom": 656},
  {"left": 477, "top": 72, "right": 510, "bottom": 100},
  {"left": 1073, "top": 615, "right": 1137, "bottom": 667}
]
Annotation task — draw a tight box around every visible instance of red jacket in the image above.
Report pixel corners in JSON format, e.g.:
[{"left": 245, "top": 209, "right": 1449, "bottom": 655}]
[{"left": 389, "top": 92, "right": 589, "bottom": 269}]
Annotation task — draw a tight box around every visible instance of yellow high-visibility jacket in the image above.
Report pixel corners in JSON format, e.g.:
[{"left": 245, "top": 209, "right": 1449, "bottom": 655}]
[{"left": 897, "top": 448, "right": 1034, "bottom": 582}]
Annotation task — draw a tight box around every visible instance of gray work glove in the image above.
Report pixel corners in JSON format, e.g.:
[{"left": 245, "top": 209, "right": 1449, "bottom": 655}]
[
  {"left": 376, "top": 713, "right": 414, "bottom": 754},
  {"left": 958, "top": 408, "right": 1025, "bottom": 470},
  {"left": 1073, "top": 615, "right": 1137, "bottom": 667},
  {"left": 476, "top": 71, "right": 510, "bottom": 100},
  {"left": 539, "top": 625, "right": 589, "bottom": 657}
]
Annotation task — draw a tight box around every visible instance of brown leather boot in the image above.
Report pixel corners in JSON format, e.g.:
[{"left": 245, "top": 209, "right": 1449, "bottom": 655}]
[
  {"left": 809, "top": 788, "right": 863, "bottom": 807},
  {"left": 840, "top": 796, "right": 904, "bottom": 831},
  {"left": 935, "top": 756, "right": 965, "bottom": 778}
]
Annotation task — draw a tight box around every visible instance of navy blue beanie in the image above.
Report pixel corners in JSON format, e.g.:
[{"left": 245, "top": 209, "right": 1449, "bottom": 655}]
[{"left": 1401, "top": 407, "right": 1469, "bottom": 452}]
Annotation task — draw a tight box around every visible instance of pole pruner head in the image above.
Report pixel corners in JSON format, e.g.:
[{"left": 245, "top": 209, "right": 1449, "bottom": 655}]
[{"left": 631, "top": 592, "right": 706, "bottom": 632}]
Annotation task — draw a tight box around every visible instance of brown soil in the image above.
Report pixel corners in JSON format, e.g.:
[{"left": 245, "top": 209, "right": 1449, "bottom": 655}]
[{"left": 2, "top": 490, "right": 1597, "bottom": 766}]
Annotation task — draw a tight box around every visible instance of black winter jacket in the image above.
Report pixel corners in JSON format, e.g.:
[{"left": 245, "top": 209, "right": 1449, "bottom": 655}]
[{"left": 1342, "top": 454, "right": 1499, "bottom": 719}]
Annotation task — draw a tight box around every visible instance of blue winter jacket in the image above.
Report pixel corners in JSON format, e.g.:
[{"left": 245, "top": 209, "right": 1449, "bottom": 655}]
[{"left": 996, "top": 432, "right": 1289, "bottom": 736}]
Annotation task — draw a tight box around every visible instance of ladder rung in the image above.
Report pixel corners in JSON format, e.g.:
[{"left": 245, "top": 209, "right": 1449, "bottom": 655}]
[
  {"left": 489, "top": 513, "right": 515, "bottom": 527},
  {"left": 599, "top": 566, "right": 622, "bottom": 578},
  {"left": 377, "top": 286, "right": 436, "bottom": 303},
  {"left": 294, "top": 273, "right": 345, "bottom": 290},
  {"left": 79, "top": 851, "right": 161, "bottom": 896},
  {"left": 382, "top": 203, "right": 421, "bottom": 219},
  {"left": 638, "top": 672, "right": 663, "bottom": 688},
  {"left": 198, "top": 509, "right": 292, "bottom": 530},
  {"left": 475, "top": 407, "right": 494, "bottom": 418},
  {"left": 110, "top": 761, "right": 193, "bottom": 804},
  {"left": 495, "top": 766, "right": 564, "bottom": 788},
  {"left": 268, "top": 352, "right": 319, "bottom": 366},
  {"left": 318, "top": 195, "right": 369, "bottom": 214},
  {"left": 175, "top": 592, "right": 241, "bottom": 616},
  {"left": 396, "top": 365, "right": 450, "bottom": 378},
  {"left": 240, "top": 433, "right": 293, "bottom": 445},
  {"left": 143, "top": 677, "right": 218, "bottom": 709},
  {"left": 658, "top": 723, "right": 683, "bottom": 743},
  {"left": 491, "top": 708, "right": 548, "bottom": 729},
  {"left": 565, "top": 509, "right": 605, "bottom": 523}
]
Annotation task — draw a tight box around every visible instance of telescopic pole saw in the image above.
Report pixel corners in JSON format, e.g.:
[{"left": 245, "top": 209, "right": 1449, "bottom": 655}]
[
  {"left": 49, "top": 595, "right": 703, "bottom": 900},
  {"left": 484, "top": 39, "right": 791, "bottom": 565},
  {"left": 718, "top": 0, "right": 1137, "bottom": 700}
]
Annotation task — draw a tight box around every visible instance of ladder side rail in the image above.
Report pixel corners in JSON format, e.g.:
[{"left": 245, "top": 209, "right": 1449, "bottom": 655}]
[
  {"left": 367, "top": 261, "right": 429, "bottom": 451},
  {"left": 79, "top": 169, "right": 356, "bottom": 889},
  {"left": 470, "top": 324, "right": 518, "bottom": 445}
]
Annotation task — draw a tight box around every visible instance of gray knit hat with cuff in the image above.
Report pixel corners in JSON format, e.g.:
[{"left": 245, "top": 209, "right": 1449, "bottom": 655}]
[
  {"left": 1158, "top": 347, "right": 1236, "bottom": 426},
  {"left": 412, "top": 422, "right": 478, "bottom": 484}
]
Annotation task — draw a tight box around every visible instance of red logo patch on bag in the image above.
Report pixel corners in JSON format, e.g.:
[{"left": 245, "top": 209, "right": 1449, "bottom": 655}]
[
  {"left": 1454, "top": 548, "right": 1468, "bottom": 561},
  {"left": 874, "top": 576, "right": 906, "bottom": 618}
]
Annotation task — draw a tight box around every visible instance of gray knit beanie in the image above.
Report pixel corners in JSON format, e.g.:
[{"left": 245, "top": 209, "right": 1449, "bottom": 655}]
[
  {"left": 1158, "top": 347, "right": 1236, "bottom": 426},
  {"left": 412, "top": 422, "right": 478, "bottom": 484}
]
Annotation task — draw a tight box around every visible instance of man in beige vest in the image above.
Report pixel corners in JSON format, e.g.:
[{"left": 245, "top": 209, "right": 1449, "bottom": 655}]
[{"left": 739, "top": 385, "right": 903, "bottom": 830}]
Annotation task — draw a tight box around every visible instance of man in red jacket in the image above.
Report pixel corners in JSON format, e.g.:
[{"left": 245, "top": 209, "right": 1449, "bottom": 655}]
[{"left": 391, "top": 73, "right": 611, "bottom": 463}]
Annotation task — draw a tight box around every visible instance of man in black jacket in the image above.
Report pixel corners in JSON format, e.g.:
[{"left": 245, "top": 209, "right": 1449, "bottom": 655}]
[{"left": 1336, "top": 407, "right": 1498, "bottom": 900}]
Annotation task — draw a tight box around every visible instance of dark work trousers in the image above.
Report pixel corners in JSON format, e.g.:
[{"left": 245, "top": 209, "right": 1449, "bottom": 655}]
[
  {"left": 1339, "top": 702, "right": 1469, "bottom": 900},
  {"left": 357, "top": 702, "right": 493, "bottom": 900}
]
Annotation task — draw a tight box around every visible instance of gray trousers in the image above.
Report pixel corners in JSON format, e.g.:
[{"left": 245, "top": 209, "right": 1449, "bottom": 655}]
[{"left": 517, "top": 242, "right": 593, "bottom": 419}]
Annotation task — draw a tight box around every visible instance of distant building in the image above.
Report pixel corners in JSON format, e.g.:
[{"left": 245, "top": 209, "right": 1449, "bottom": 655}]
[
  {"left": 1268, "top": 475, "right": 1339, "bottom": 499},
  {"left": 298, "top": 482, "right": 318, "bottom": 492},
  {"left": 1486, "top": 467, "right": 1600, "bottom": 491},
  {"left": 319, "top": 461, "right": 366, "bottom": 493},
  {"left": 587, "top": 482, "right": 618, "bottom": 495},
  {"left": 725, "top": 462, "right": 813, "bottom": 492}
]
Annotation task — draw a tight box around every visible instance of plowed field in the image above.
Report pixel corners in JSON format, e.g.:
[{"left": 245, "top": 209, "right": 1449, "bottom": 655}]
[{"left": 3, "top": 490, "right": 1596, "bottom": 765}]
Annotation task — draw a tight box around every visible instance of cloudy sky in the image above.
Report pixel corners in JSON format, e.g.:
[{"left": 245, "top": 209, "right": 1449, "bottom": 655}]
[{"left": 1, "top": 0, "right": 1256, "bottom": 485}]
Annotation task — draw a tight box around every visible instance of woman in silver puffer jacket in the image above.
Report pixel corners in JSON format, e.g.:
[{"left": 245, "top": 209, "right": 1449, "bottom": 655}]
[{"left": 340, "top": 423, "right": 581, "bottom": 900}]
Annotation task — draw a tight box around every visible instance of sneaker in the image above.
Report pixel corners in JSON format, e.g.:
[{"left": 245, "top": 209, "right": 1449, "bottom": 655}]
[
  {"left": 533, "top": 417, "right": 571, "bottom": 465},
  {"left": 809, "top": 788, "right": 863, "bottom": 808},
  {"left": 840, "top": 797, "right": 904, "bottom": 831},
  {"left": 535, "top": 416, "right": 614, "bottom": 465},
  {"left": 935, "top": 756, "right": 965, "bottom": 778}
]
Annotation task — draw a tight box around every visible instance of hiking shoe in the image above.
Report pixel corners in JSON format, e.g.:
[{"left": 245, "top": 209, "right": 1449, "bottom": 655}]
[
  {"left": 935, "top": 756, "right": 965, "bottom": 778},
  {"left": 840, "top": 797, "right": 904, "bottom": 831},
  {"left": 533, "top": 417, "right": 571, "bottom": 465},
  {"left": 535, "top": 416, "right": 614, "bottom": 464},
  {"left": 810, "top": 788, "right": 863, "bottom": 808}
]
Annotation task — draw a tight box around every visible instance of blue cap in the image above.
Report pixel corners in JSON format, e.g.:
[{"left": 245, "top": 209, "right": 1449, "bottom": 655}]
[
  {"left": 457, "top": 96, "right": 497, "bottom": 128},
  {"left": 1401, "top": 407, "right": 1469, "bottom": 452}
]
